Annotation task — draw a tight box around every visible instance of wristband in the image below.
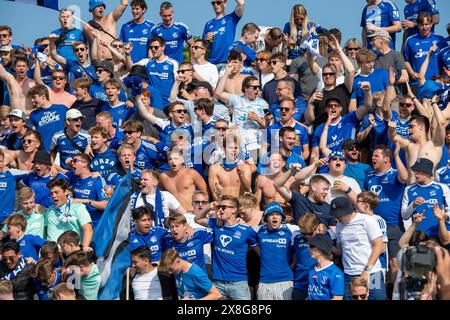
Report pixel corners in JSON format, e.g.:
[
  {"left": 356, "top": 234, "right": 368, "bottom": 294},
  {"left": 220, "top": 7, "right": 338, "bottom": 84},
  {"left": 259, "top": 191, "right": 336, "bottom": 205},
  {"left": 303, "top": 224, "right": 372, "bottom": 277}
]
[
  {"left": 345, "top": 187, "right": 352, "bottom": 194},
  {"left": 290, "top": 167, "right": 297, "bottom": 176}
]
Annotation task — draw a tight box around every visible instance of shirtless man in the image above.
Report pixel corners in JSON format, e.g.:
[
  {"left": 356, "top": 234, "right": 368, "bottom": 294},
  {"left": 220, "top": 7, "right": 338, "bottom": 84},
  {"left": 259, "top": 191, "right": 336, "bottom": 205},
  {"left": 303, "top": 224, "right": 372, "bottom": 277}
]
[
  {"left": 159, "top": 149, "right": 208, "bottom": 212},
  {"left": 208, "top": 134, "right": 252, "bottom": 201},
  {"left": 33, "top": 63, "right": 76, "bottom": 108},
  {"left": 215, "top": 51, "right": 247, "bottom": 97},
  {"left": 4, "top": 130, "right": 41, "bottom": 171},
  {"left": 83, "top": 0, "right": 129, "bottom": 61},
  {"left": 0, "top": 55, "right": 35, "bottom": 112},
  {"left": 388, "top": 99, "right": 446, "bottom": 183}
]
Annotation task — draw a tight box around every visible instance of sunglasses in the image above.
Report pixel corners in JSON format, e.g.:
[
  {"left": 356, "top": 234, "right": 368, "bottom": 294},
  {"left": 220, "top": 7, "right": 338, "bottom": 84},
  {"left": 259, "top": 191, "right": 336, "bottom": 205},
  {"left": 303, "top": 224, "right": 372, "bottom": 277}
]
[
  {"left": 351, "top": 294, "right": 367, "bottom": 300},
  {"left": 346, "top": 47, "right": 360, "bottom": 52},
  {"left": 96, "top": 68, "right": 106, "bottom": 73},
  {"left": 193, "top": 200, "right": 209, "bottom": 205},
  {"left": 280, "top": 107, "right": 292, "bottom": 112},
  {"left": 215, "top": 126, "right": 228, "bottom": 131},
  {"left": 74, "top": 47, "right": 86, "bottom": 52},
  {"left": 173, "top": 109, "right": 187, "bottom": 114},
  {"left": 217, "top": 204, "right": 235, "bottom": 210},
  {"left": 23, "top": 139, "right": 35, "bottom": 144},
  {"left": 327, "top": 103, "right": 341, "bottom": 108},
  {"left": 2, "top": 256, "right": 15, "bottom": 262},
  {"left": 41, "top": 43, "right": 49, "bottom": 48},
  {"left": 255, "top": 58, "right": 267, "bottom": 63},
  {"left": 124, "top": 130, "right": 138, "bottom": 135},
  {"left": 269, "top": 60, "right": 279, "bottom": 66},
  {"left": 343, "top": 145, "right": 358, "bottom": 151},
  {"left": 112, "top": 45, "right": 123, "bottom": 49},
  {"left": 52, "top": 76, "right": 66, "bottom": 81},
  {"left": 322, "top": 72, "right": 336, "bottom": 77},
  {"left": 247, "top": 85, "right": 261, "bottom": 91},
  {"left": 331, "top": 156, "right": 345, "bottom": 161},
  {"left": 0, "top": 34, "right": 10, "bottom": 39},
  {"left": 177, "top": 69, "right": 193, "bottom": 74},
  {"left": 211, "top": 1, "right": 224, "bottom": 5},
  {"left": 70, "top": 117, "right": 83, "bottom": 122},
  {"left": 399, "top": 102, "right": 413, "bottom": 107},
  {"left": 192, "top": 46, "right": 205, "bottom": 50},
  {"left": 149, "top": 46, "right": 161, "bottom": 50}
]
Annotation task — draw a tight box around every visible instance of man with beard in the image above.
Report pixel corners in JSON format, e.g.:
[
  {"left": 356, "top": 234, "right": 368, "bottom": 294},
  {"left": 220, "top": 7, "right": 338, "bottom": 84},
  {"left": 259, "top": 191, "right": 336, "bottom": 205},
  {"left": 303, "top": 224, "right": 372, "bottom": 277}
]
[
  {"left": 130, "top": 169, "right": 186, "bottom": 228},
  {"left": 341, "top": 139, "right": 372, "bottom": 191},
  {"left": 159, "top": 149, "right": 207, "bottom": 212},
  {"left": 129, "top": 206, "right": 169, "bottom": 264},
  {"left": 256, "top": 202, "right": 299, "bottom": 300},
  {"left": 0, "top": 55, "right": 35, "bottom": 112},
  {"left": 0, "top": 109, "right": 31, "bottom": 151},
  {"left": 21, "top": 150, "right": 67, "bottom": 209},
  {"left": 194, "top": 195, "right": 257, "bottom": 300},
  {"left": 162, "top": 214, "right": 212, "bottom": 271},
  {"left": 268, "top": 79, "right": 307, "bottom": 124},
  {"left": 208, "top": 134, "right": 252, "bottom": 201},
  {"left": 50, "top": 109, "right": 90, "bottom": 172},
  {"left": 83, "top": 0, "right": 129, "bottom": 61},
  {"left": 89, "top": 125, "right": 119, "bottom": 180},
  {"left": 95, "top": 111, "right": 124, "bottom": 151}
]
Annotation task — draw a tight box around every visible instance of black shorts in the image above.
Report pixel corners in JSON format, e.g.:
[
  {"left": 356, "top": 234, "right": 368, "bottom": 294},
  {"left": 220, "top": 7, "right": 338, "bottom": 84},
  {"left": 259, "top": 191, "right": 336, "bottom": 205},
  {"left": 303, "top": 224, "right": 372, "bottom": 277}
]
[{"left": 387, "top": 224, "right": 405, "bottom": 260}]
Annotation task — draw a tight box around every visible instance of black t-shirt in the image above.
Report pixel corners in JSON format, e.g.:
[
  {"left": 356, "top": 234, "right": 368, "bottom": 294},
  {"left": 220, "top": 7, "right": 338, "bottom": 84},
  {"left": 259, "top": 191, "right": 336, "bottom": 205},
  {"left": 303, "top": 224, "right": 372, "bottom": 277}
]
[
  {"left": 312, "top": 83, "right": 351, "bottom": 129},
  {"left": 262, "top": 75, "right": 302, "bottom": 105},
  {"left": 289, "top": 192, "right": 336, "bottom": 227},
  {"left": 72, "top": 98, "right": 109, "bottom": 130}
]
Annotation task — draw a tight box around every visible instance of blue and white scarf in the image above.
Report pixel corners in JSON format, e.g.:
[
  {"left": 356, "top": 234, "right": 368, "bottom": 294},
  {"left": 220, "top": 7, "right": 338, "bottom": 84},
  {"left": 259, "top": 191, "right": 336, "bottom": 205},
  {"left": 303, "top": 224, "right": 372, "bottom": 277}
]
[{"left": 1, "top": 257, "right": 26, "bottom": 281}]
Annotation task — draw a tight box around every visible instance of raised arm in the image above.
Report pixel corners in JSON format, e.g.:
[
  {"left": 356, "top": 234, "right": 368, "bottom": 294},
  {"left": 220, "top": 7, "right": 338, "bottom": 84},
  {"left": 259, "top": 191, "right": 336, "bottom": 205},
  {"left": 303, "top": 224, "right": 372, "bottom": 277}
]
[
  {"left": 293, "top": 158, "right": 328, "bottom": 182},
  {"left": 357, "top": 114, "right": 375, "bottom": 143},
  {"left": 319, "top": 113, "right": 332, "bottom": 158},
  {"left": 381, "top": 67, "right": 396, "bottom": 121},
  {"left": 112, "top": 0, "right": 129, "bottom": 21},
  {"left": 234, "top": 0, "right": 245, "bottom": 17},
  {"left": 430, "top": 96, "right": 446, "bottom": 147},
  {"left": 305, "top": 91, "right": 322, "bottom": 124},
  {"left": 434, "top": 203, "right": 450, "bottom": 246},
  {"left": 394, "top": 141, "right": 408, "bottom": 184},
  {"left": 418, "top": 44, "right": 438, "bottom": 86},
  {"left": 48, "top": 34, "right": 67, "bottom": 67},
  {"left": 398, "top": 213, "right": 424, "bottom": 248},
  {"left": 329, "top": 34, "right": 355, "bottom": 91},
  {"left": 406, "top": 82, "right": 429, "bottom": 118},
  {"left": 194, "top": 202, "right": 216, "bottom": 228},
  {"left": 135, "top": 95, "right": 161, "bottom": 125},
  {"left": 33, "top": 56, "right": 44, "bottom": 85},
  {"left": 355, "top": 81, "right": 371, "bottom": 121},
  {"left": 306, "top": 50, "right": 321, "bottom": 76},
  {"left": 214, "top": 64, "right": 233, "bottom": 105},
  {"left": 273, "top": 169, "right": 294, "bottom": 201},
  {"left": 388, "top": 120, "right": 410, "bottom": 149}
]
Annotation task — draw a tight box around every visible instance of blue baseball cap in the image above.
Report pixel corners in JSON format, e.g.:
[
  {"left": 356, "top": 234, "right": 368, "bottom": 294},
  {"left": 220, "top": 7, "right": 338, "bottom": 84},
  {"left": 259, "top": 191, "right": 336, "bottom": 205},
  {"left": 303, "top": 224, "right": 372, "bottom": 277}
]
[
  {"left": 329, "top": 151, "right": 345, "bottom": 161},
  {"left": 263, "top": 202, "right": 286, "bottom": 222},
  {"left": 89, "top": 0, "right": 106, "bottom": 12}
]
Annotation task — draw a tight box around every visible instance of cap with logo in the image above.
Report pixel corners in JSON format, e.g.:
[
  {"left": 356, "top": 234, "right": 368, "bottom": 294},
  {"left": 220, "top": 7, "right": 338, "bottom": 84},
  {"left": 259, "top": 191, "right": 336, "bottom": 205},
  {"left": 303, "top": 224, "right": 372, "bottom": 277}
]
[
  {"left": 330, "top": 197, "right": 354, "bottom": 217},
  {"left": 66, "top": 109, "right": 85, "bottom": 120},
  {"left": 263, "top": 202, "right": 286, "bottom": 222},
  {"left": 329, "top": 151, "right": 345, "bottom": 161},
  {"left": 411, "top": 158, "right": 434, "bottom": 176},
  {"left": 8, "top": 109, "right": 26, "bottom": 121}
]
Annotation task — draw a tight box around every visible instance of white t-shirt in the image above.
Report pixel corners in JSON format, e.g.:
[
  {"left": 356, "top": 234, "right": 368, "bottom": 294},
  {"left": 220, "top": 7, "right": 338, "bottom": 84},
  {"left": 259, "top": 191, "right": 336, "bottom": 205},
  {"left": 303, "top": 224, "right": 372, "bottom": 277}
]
[
  {"left": 134, "top": 191, "right": 181, "bottom": 222},
  {"left": 193, "top": 62, "right": 219, "bottom": 88},
  {"left": 336, "top": 213, "right": 383, "bottom": 275},
  {"left": 132, "top": 269, "right": 163, "bottom": 300},
  {"left": 321, "top": 174, "right": 362, "bottom": 204},
  {"left": 228, "top": 94, "right": 269, "bottom": 150}
]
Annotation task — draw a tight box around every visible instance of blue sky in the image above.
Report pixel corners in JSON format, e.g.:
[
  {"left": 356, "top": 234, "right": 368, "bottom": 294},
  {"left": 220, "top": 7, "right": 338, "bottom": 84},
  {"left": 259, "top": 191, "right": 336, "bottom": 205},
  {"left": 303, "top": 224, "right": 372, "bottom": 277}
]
[{"left": 0, "top": 0, "right": 449, "bottom": 49}]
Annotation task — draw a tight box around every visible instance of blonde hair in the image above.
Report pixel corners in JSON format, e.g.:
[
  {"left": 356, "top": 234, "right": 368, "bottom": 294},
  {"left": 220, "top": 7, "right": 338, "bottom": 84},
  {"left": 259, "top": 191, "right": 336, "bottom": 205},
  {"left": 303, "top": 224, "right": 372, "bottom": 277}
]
[
  {"left": 238, "top": 192, "right": 258, "bottom": 209},
  {"left": 17, "top": 187, "right": 35, "bottom": 202},
  {"left": 350, "top": 277, "right": 369, "bottom": 291},
  {"left": 298, "top": 212, "right": 320, "bottom": 234},
  {"left": 289, "top": 4, "right": 310, "bottom": 44},
  {"left": 0, "top": 105, "right": 12, "bottom": 118}
]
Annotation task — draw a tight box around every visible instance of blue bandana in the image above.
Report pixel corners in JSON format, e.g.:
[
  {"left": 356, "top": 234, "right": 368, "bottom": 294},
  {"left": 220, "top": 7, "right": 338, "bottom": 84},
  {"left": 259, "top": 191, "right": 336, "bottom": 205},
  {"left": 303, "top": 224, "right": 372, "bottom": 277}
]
[{"left": 221, "top": 158, "right": 238, "bottom": 171}]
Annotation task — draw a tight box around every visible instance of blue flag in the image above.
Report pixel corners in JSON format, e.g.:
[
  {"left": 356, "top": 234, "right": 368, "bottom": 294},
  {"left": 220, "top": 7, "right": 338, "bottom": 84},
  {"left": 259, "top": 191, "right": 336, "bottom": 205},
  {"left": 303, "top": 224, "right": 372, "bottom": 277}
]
[
  {"left": 93, "top": 171, "right": 132, "bottom": 300},
  {"left": 6, "top": 0, "right": 59, "bottom": 10}
]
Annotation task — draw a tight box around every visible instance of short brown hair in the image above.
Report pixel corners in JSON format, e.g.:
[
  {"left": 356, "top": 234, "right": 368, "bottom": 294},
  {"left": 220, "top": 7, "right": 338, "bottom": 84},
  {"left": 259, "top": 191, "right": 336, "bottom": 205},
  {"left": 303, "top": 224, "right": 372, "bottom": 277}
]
[
  {"left": 4, "top": 214, "right": 27, "bottom": 231},
  {"left": 57, "top": 231, "right": 80, "bottom": 246},
  {"left": 52, "top": 283, "right": 76, "bottom": 300},
  {"left": 33, "top": 259, "right": 54, "bottom": 283},
  {"left": 72, "top": 78, "right": 92, "bottom": 90},
  {"left": 89, "top": 125, "right": 108, "bottom": 138},
  {"left": 357, "top": 191, "right": 378, "bottom": 210},
  {"left": 28, "top": 84, "right": 49, "bottom": 100},
  {"left": 159, "top": 248, "right": 179, "bottom": 271},
  {"left": 238, "top": 192, "right": 258, "bottom": 208},
  {"left": 194, "top": 98, "right": 214, "bottom": 116},
  {"left": 167, "top": 213, "right": 187, "bottom": 226},
  {"left": 310, "top": 175, "right": 331, "bottom": 186},
  {"left": 298, "top": 212, "right": 320, "bottom": 234},
  {"left": 103, "top": 79, "right": 121, "bottom": 90},
  {"left": 417, "top": 12, "right": 432, "bottom": 25},
  {"left": 220, "top": 195, "right": 240, "bottom": 209},
  {"left": 0, "top": 280, "right": 13, "bottom": 296},
  {"left": 356, "top": 48, "right": 376, "bottom": 64},
  {"left": 64, "top": 251, "right": 91, "bottom": 268},
  {"left": 168, "top": 101, "right": 185, "bottom": 113},
  {"left": 122, "top": 119, "right": 144, "bottom": 132}
]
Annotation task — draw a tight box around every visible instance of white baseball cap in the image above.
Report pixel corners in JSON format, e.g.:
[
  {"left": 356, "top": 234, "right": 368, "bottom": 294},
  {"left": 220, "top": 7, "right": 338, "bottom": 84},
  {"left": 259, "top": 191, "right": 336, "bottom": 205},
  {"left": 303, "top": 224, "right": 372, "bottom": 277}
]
[{"left": 65, "top": 109, "right": 85, "bottom": 120}]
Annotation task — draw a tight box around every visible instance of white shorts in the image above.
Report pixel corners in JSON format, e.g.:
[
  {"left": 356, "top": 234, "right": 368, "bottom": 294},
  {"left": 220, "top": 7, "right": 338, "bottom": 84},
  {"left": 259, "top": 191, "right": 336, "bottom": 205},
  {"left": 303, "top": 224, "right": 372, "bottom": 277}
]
[{"left": 257, "top": 281, "right": 293, "bottom": 300}]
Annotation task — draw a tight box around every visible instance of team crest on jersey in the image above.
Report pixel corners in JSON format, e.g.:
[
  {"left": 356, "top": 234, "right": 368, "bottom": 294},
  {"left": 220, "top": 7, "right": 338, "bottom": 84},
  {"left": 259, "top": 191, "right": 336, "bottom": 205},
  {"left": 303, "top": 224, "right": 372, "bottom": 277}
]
[
  {"left": 187, "top": 242, "right": 193, "bottom": 247},
  {"left": 233, "top": 231, "right": 241, "bottom": 239},
  {"left": 150, "top": 236, "right": 157, "bottom": 243},
  {"left": 142, "top": 29, "right": 148, "bottom": 35},
  {"left": 163, "top": 65, "right": 169, "bottom": 70},
  {"left": 381, "top": 176, "right": 389, "bottom": 184},
  {"left": 220, "top": 235, "right": 232, "bottom": 247},
  {"left": 430, "top": 190, "right": 437, "bottom": 196},
  {"left": 221, "top": 20, "right": 226, "bottom": 25},
  {"left": 172, "top": 32, "right": 178, "bottom": 38},
  {"left": 370, "top": 185, "right": 382, "bottom": 196},
  {"left": 278, "top": 231, "right": 285, "bottom": 236},
  {"left": 87, "top": 181, "right": 93, "bottom": 187},
  {"left": 412, "top": 192, "right": 418, "bottom": 196}
]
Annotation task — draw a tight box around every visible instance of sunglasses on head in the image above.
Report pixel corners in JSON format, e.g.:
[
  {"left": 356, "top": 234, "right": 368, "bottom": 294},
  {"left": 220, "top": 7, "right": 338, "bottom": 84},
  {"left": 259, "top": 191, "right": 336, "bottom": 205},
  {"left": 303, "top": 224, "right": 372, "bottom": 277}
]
[
  {"left": 149, "top": 46, "right": 161, "bottom": 50},
  {"left": 173, "top": 109, "right": 187, "bottom": 114},
  {"left": 177, "top": 69, "right": 193, "bottom": 74},
  {"left": 351, "top": 294, "right": 367, "bottom": 300},
  {"left": 52, "top": 76, "right": 66, "bottom": 81}
]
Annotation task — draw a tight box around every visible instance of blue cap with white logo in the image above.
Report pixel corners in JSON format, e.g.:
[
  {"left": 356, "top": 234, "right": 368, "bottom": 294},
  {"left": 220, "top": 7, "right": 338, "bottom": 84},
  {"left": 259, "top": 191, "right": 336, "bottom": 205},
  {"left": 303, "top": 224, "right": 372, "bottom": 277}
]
[{"left": 263, "top": 202, "right": 286, "bottom": 222}]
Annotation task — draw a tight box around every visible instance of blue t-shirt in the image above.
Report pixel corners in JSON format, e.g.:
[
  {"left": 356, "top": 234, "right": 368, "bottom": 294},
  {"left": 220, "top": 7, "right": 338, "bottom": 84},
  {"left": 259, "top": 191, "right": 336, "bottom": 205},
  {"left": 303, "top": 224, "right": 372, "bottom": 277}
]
[
  {"left": 351, "top": 69, "right": 389, "bottom": 107},
  {"left": 51, "top": 28, "right": 86, "bottom": 61},
  {"left": 108, "top": 126, "right": 125, "bottom": 152},
  {"left": 208, "top": 217, "right": 258, "bottom": 282},
  {"left": 228, "top": 40, "right": 256, "bottom": 68},
  {"left": 202, "top": 12, "right": 241, "bottom": 64},
  {"left": 0, "top": 169, "right": 27, "bottom": 222},
  {"left": 257, "top": 224, "right": 297, "bottom": 283},
  {"left": 257, "top": 151, "right": 307, "bottom": 175},
  {"left": 100, "top": 103, "right": 136, "bottom": 133},
  {"left": 106, "top": 168, "right": 142, "bottom": 186},
  {"left": 150, "top": 22, "right": 193, "bottom": 64},
  {"left": 64, "top": 59, "right": 96, "bottom": 90},
  {"left": 404, "top": 33, "right": 447, "bottom": 85},
  {"left": 28, "top": 104, "right": 67, "bottom": 152},
  {"left": 175, "top": 262, "right": 213, "bottom": 300},
  {"left": 162, "top": 229, "right": 213, "bottom": 271},
  {"left": 359, "top": 112, "right": 390, "bottom": 150},
  {"left": 402, "top": 182, "right": 450, "bottom": 237},
  {"left": 439, "top": 46, "right": 450, "bottom": 72},
  {"left": 50, "top": 130, "right": 90, "bottom": 170},
  {"left": 90, "top": 148, "right": 119, "bottom": 180},
  {"left": 307, "top": 263, "right": 344, "bottom": 300},
  {"left": 360, "top": 0, "right": 401, "bottom": 50},
  {"left": 265, "top": 121, "right": 309, "bottom": 156},
  {"left": 32, "top": 271, "right": 62, "bottom": 300},
  {"left": 17, "top": 233, "right": 46, "bottom": 261},
  {"left": 293, "top": 230, "right": 317, "bottom": 290},
  {"left": 89, "top": 83, "right": 127, "bottom": 103},
  {"left": 120, "top": 19, "right": 155, "bottom": 62},
  {"left": 65, "top": 172, "right": 108, "bottom": 229},
  {"left": 129, "top": 227, "right": 169, "bottom": 262},
  {"left": 145, "top": 57, "right": 178, "bottom": 107},
  {"left": 133, "top": 139, "right": 162, "bottom": 171},
  {"left": 22, "top": 173, "right": 68, "bottom": 209},
  {"left": 283, "top": 21, "right": 316, "bottom": 60},
  {"left": 436, "top": 165, "right": 450, "bottom": 189},
  {"left": 364, "top": 167, "right": 405, "bottom": 225},
  {"left": 156, "top": 121, "right": 194, "bottom": 148},
  {"left": 312, "top": 112, "right": 360, "bottom": 159},
  {"left": 404, "top": 0, "right": 439, "bottom": 38},
  {"left": 269, "top": 98, "right": 307, "bottom": 124},
  {"left": 344, "top": 162, "right": 372, "bottom": 191}
]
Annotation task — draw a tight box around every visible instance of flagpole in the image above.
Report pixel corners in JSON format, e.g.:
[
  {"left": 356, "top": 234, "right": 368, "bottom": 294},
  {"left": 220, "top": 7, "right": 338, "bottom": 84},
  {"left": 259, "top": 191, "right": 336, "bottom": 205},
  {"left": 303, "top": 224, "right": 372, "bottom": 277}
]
[
  {"left": 126, "top": 268, "right": 130, "bottom": 301},
  {"left": 70, "top": 14, "right": 91, "bottom": 28},
  {"left": 70, "top": 13, "right": 118, "bottom": 41}
]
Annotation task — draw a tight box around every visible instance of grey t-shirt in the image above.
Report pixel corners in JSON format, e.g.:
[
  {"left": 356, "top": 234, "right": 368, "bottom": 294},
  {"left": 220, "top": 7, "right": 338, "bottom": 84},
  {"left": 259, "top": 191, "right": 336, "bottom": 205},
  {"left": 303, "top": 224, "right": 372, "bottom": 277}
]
[
  {"left": 374, "top": 50, "right": 406, "bottom": 79},
  {"left": 129, "top": 108, "right": 167, "bottom": 139},
  {"left": 289, "top": 55, "right": 328, "bottom": 101}
]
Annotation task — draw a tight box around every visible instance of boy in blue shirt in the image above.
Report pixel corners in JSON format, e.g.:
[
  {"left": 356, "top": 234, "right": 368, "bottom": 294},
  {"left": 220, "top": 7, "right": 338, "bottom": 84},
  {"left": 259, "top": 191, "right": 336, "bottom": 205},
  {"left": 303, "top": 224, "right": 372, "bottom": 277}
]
[
  {"left": 160, "top": 248, "right": 221, "bottom": 300},
  {"left": 307, "top": 233, "right": 344, "bottom": 300},
  {"left": 256, "top": 202, "right": 299, "bottom": 300},
  {"left": 228, "top": 23, "right": 260, "bottom": 71},
  {"left": 32, "top": 259, "right": 62, "bottom": 300}
]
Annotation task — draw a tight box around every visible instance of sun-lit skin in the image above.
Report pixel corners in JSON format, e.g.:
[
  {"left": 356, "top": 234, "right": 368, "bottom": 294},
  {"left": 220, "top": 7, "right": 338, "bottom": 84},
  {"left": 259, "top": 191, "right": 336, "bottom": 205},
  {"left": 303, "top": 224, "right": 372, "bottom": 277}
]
[
  {"left": 135, "top": 214, "right": 152, "bottom": 234},
  {"left": 50, "top": 186, "right": 69, "bottom": 207}
]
